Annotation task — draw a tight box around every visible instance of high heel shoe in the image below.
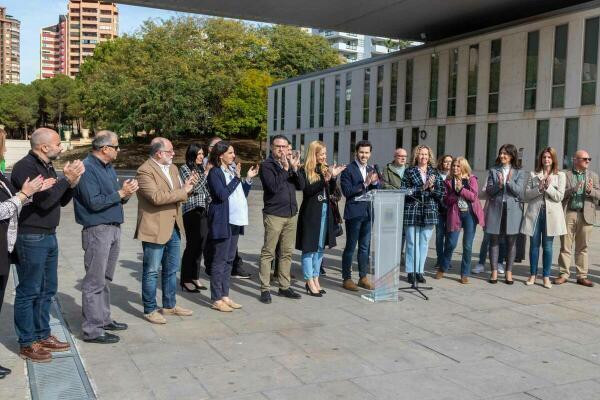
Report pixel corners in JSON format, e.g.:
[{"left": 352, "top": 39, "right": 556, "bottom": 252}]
[
  {"left": 192, "top": 281, "right": 208, "bottom": 290},
  {"left": 181, "top": 282, "right": 200, "bottom": 293},
  {"left": 305, "top": 283, "right": 323, "bottom": 297}
]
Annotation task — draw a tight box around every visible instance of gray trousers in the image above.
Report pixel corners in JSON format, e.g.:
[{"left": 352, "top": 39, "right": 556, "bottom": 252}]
[{"left": 81, "top": 225, "right": 121, "bottom": 339}]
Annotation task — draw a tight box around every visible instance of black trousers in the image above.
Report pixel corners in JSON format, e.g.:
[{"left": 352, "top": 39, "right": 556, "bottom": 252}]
[
  {"left": 0, "top": 274, "right": 7, "bottom": 315},
  {"left": 181, "top": 207, "right": 209, "bottom": 282}
]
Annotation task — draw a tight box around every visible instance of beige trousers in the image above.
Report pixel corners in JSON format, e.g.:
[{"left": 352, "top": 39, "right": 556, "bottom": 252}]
[
  {"left": 558, "top": 210, "right": 592, "bottom": 278},
  {"left": 259, "top": 213, "right": 298, "bottom": 291}
]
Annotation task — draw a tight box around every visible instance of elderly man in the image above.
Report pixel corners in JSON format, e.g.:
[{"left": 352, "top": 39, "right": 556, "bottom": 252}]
[
  {"left": 382, "top": 147, "right": 408, "bottom": 189},
  {"left": 11, "top": 128, "right": 85, "bottom": 362},
  {"left": 555, "top": 150, "right": 600, "bottom": 287},
  {"left": 73, "top": 131, "right": 138, "bottom": 343},
  {"left": 135, "top": 137, "right": 197, "bottom": 324}
]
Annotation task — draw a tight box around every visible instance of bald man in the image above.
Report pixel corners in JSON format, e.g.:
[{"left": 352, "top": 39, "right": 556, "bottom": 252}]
[
  {"left": 556, "top": 150, "right": 600, "bottom": 287},
  {"left": 11, "top": 128, "right": 85, "bottom": 362}
]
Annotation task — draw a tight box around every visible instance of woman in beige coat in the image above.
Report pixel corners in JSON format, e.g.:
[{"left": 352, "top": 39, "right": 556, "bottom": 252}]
[{"left": 521, "top": 147, "right": 566, "bottom": 288}]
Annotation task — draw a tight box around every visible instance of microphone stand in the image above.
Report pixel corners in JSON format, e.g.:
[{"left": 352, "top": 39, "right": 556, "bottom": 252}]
[{"left": 398, "top": 190, "right": 433, "bottom": 301}]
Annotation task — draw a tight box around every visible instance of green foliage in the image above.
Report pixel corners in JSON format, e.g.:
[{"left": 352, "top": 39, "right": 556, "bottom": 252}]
[
  {"left": 31, "top": 74, "right": 81, "bottom": 127},
  {"left": 0, "top": 84, "right": 38, "bottom": 137}
]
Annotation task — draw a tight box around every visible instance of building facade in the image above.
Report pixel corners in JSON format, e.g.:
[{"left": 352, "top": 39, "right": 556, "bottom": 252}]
[
  {"left": 268, "top": 6, "right": 600, "bottom": 174},
  {"left": 0, "top": 6, "right": 20, "bottom": 84},
  {"left": 40, "top": 16, "right": 68, "bottom": 79},
  {"left": 311, "top": 29, "right": 400, "bottom": 62}
]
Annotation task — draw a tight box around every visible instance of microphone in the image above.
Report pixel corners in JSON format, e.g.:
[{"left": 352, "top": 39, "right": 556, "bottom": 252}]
[{"left": 373, "top": 164, "right": 385, "bottom": 184}]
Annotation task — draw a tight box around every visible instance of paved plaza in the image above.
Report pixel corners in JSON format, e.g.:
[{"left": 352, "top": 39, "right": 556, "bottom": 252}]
[{"left": 3, "top": 191, "right": 600, "bottom": 399}]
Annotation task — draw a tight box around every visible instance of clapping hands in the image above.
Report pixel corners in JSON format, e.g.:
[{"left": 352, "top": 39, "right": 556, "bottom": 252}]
[{"left": 247, "top": 164, "right": 260, "bottom": 180}]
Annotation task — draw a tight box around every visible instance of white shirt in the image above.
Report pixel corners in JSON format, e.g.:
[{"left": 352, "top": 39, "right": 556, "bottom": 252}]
[
  {"left": 355, "top": 160, "right": 367, "bottom": 181},
  {"left": 152, "top": 159, "right": 174, "bottom": 189},
  {"left": 501, "top": 166, "right": 511, "bottom": 184},
  {"left": 223, "top": 166, "right": 248, "bottom": 226}
]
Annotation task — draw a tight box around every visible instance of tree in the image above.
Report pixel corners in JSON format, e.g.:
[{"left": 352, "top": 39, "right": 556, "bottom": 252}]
[
  {"left": 31, "top": 75, "right": 80, "bottom": 128},
  {"left": 0, "top": 84, "right": 38, "bottom": 138}
]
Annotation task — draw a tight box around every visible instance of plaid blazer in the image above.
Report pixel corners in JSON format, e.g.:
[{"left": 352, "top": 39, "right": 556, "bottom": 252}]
[{"left": 402, "top": 166, "right": 444, "bottom": 226}]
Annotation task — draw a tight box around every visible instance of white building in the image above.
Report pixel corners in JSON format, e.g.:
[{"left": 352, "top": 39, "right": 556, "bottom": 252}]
[
  {"left": 310, "top": 29, "right": 401, "bottom": 62},
  {"left": 267, "top": 6, "right": 600, "bottom": 175}
]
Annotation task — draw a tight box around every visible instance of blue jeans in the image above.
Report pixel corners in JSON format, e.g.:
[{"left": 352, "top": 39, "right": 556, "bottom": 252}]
[
  {"left": 441, "top": 212, "right": 476, "bottom": 276},
  {"left": 478, "top": 232, "right": 507, "bottom": 265},
  {"left": 529, "top": 210, "right": 554, "bottom": 277},
  {"left": 405, "top": 225, "right": 434, "bottom": 274},
  {"left": 342, "top": 215, "right": 371, "bottom": 280},
  {"left": 210, "top": 225, "right": 240, "bottom": 301},
  {"left": 142, "top": 228, "right": 181, "bottom": 314},
  {"left": 302, "top": 204, "right": 327, "bottom": 280},
  {"left": 14, "top": 233, "right": 58, "bottom": 347},
  {"left": 435, "top": 214, "right": 448, "bottom": 266}
]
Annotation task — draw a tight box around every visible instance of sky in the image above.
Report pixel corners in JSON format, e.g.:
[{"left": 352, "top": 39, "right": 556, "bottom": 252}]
[{"left": 1, "top": 0, "right": 198, "bottom": 83}]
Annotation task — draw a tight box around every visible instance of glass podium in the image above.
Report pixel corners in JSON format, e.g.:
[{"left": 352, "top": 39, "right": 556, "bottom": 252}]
[{"left": 355, "top": 189, "right": 410, "bottom": 302}]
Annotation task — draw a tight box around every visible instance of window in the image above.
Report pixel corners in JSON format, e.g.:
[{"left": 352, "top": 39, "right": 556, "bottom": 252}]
[
  {"left": 563, "top": 118, "right": 579, "bottom": 169},
  {"left": 524, "top": 31, "right": 539, "bottom": 110},
  {"left": 489, "top": 39, "right": 502, "bottom": 113},
  {"left": 296, "top": 84, "right": 301, "bottom": 129},
  {"left": 310, "top": 81, "right": 315, "bottom": 128},
  {"left": 318, "top": 132, "right": 324, "bottom": 142},
  {"left": 334, "top": 75, "right": 341, "bottom": 126},
  {"left": 280, "top": 87, "right": 285, "bottom": 131},
  {"left": 405, "top": 59, "right": 413, "bottom": 120},
  {"left": 376, "top": 65, "right": 384, "bottom": 122},
  {"left": 319, "top": 78, "right": 325, "bottom": 128},
  {"left": 396, "top": 128, "right": 403, "bottom": 148},
  {"left": 345, "top": 72, "right": 352, "bottom": 125},
  {"left": 363, "top": 68, "right": 370, "bottom": 123},
  {"left": 411, "top": 127, "right": 419, "bottom": 150},
  {"left": 535, "top": 120, "right": 549, "bottom": 157},
  {"left": 429, "top": 54, "right": 439, "bottom": 118},
  {"left": 552, "top": 24, "right": 568, "bottom": 108},
  {"left": 333, "top": 132, "right": 339, "bottom": 163},
  {"left": 300, "top": 134, "right": 306, "bottom": 156},
  {"left": 582, "top": 18, "right": 599, "bottom": 105},
  {"left": 467, "top": 45, "right": 479, "bottom": 115},
  {"left": 448, "top": 48, "right": 458, "bottom": 116},
  {"left": 466, "top": 124, "right": 476, "bottom": 166},
  {"left": 437, "top": 126, "right": 446, "bottom": 156},
  {"left": 350, "top": 131, "right": 356, "bottom": 160},
  {"left": 292, "top": 134, "right": 297, "bottom": 150},
  {"left": 486, "top": 123, "right": 498, "bottom": 169},
  {"left": 362, "top": 130, "right": 369, "bottom": 141},
  {"left": 390, "top": 62, "right": 398, "bottom": 121},
  {"left": 273, "top": 89, "right": 278, "bottom": 131}
]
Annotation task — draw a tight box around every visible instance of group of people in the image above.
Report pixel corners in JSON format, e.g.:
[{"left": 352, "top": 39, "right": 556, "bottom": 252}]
[{"left": 0, "top": 127, "right": 598, "bottom": 373}]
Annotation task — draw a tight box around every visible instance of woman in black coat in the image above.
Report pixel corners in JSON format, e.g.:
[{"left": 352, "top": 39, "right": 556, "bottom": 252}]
[{"left": 296, "top": 140, "right": 345, "bottom": 296}]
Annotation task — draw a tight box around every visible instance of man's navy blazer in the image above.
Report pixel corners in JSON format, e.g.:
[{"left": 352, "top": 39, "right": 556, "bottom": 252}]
[{"left": 340, "top": 161, "right": 380, "bottom": 220}]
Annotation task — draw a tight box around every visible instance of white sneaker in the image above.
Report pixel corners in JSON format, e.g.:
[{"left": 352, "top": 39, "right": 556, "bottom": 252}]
[
  {"left": 472, "top": 264, "right": 484, "bottom": 274},
  {"left": 497, "top": 263, "right": 505, "bottom": 274}
]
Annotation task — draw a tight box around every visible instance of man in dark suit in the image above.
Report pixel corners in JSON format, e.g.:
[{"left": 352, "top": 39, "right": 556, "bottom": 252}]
[{"left": 340, "top": 140, "right": 380, "bottom": 291}]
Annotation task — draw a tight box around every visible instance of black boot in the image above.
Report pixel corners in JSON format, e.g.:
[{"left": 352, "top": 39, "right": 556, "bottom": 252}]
[
  {"left": 407, "top": 273, "right": 415, "bottom": 284},
  {"left": 416, "top": 273, "right": 426, "bottom": 284}
]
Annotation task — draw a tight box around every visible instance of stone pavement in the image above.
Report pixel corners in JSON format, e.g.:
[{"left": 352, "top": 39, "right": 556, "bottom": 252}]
[{"left": 3, "top": 191, "right": 600, "bottom": 399}]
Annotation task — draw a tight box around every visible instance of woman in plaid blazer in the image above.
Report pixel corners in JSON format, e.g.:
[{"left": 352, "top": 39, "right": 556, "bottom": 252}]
[{"left": 402, "top": 145, "right": 444, "bottom": 284}]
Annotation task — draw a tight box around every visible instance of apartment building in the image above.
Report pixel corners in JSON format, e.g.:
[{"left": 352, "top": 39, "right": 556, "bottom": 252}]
[
  {"left": 311, "top": 29, "right": 401, "bottom": 62},
  {"left": 268, "top": 5, "right": 600, "bottom": 175},
  {"left": 40, "top": 15, "right": 67, "bottom": 79},
  {"left": 0, "top": 6, "right": 20, "bottom": 84}
]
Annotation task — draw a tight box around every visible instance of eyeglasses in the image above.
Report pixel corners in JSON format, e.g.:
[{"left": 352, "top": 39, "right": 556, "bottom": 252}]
[
  {"left": 104, "top": 145, "right": 120, "bottom": 150},
  {"left": 161, "top": 149, "right": 175, "bottom": 155},
  {"left": 577, "top": 157, "right": 592, "bottom": 162}
]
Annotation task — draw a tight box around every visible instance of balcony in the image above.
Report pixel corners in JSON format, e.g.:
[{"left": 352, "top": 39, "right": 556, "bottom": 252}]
[
  {"left": 371, "top": 44, "right": 396, "bottom": 54},
  {"left": 320, "top": 30, "right": 358, "bottom": 40},
  {"left": 330, "top": 42, "right": 359, "bottom": 53}
]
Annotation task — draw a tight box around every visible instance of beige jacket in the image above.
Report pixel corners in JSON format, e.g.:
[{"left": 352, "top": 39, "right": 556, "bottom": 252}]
[
  {"left": 521, "top": 171, "right": 566, "bottom": 237},
  {"left": 134, "top": 159, "right": 187, "bottom": 244},
  {"left": 562, "top": 169, "right": 600, "bottom": 225}
]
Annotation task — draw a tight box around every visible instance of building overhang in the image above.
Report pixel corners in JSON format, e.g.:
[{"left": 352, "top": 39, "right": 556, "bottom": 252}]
[{"left": 117, "top": 0, "right": 599, "bottom": 41}]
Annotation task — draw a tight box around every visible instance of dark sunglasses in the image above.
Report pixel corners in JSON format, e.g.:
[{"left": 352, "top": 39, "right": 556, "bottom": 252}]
[{"left": 577, "top": 157, "right": 592, "bottom": 162}]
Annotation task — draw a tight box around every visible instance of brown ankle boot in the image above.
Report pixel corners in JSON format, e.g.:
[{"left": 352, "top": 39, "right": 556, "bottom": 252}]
[
  {"left": 357, "top": 277, "right": 374, "bottom": 290},
  {"left": 435, "top": 270, "right": 444, "bottom": 279},
  {"left": 342, "top": 279, "right": 359, "bottom": 291}
]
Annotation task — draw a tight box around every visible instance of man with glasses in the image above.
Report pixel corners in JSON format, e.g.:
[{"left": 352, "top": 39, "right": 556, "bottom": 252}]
[
  {"left": 382, "top": 148, "right": 408, "bottom": 189},
  {"left": 73, "top": 131, "right": 138, "bottom": 343},
  {"left": 556, "top": 150, "right": 600, "bottom": 287}
]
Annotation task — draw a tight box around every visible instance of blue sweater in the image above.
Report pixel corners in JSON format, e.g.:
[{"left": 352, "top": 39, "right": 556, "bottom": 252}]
[{"left": 73, "top": 154, "right": 125, "bottom": 228}]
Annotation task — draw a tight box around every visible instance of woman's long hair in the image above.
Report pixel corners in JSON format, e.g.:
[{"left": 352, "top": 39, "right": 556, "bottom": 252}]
[
  {"left": 495, "top": 143, "right": 520, "bottom": 169},
  {"left": 0, "top": 128, "right": 6, "bottom": 162},
  {"left": 208, "top": 141, "right": 231, "bottom": 169},
  {"left": 185, "top": 143, "right": 205, "bottom": 171},
  {"left": 304, "top": 140, "right": 327, "bottom": 184},
  {"left": 448, "top": 157, "right": 472, "bottom": 180},
  {"left": 411, "top": 144, "right": 435, "bottom": 168},
  {"left": 535, "top": 147, "right": 559, "bottom": 175}
]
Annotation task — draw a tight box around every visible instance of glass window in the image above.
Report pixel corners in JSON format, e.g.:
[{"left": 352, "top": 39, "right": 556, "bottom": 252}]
[
  {"left": 350, "top": 131, "right": 356, "bottom": 161},
  {"left": 467, "top": 45, "right": 479, "bottom": 115},
  {"left": 376, "top": 65, "right": 384, "bottom": 122},
  {"left": 334, "top": 75, "right": 341, "bottom": 126},
  {"left": 390, "top": 62, "right": 398, "bottom": 121},
  {"left": 396, "top": 128, "right": 403, "bottom": 148},
  {"left": 486, "top": 123, "right": 498, "bottom": 169},
  {"left": 273, "top": 89, "right": 278, "bottom": 131},
  {"left": 552, "top": 24, "right": 568, "bottom": 108},
  {"left": 363, "top": 68, "right": 370, "bottom": 123},
  {"left": 296, "top": 84, "right": 301, "bottom": 129},
  {"left": 437, "top": 126, "right": 446, "bottom": 156},
  {"left": 429, "top": 54, "right": 439, "bottom": 118},
  {"left": 411, "top": 127, "right": 419, "bottom": 150},
  {"left": 318, "top": 132, "right": 324, "bottom": 142},
  {"left": 280, "top": 87, "right": 285, "bottom": 131},
  {"left": 489, "top": 39, "right": 502, "bottom": 113},
  {"left": 345, "top": 72, "right": 352, "bottom": 125},
  {"left": 524, "top": 31, "right": 539, "bottom": 110},
  {"left": 466, "top": 124, "right": 476, "bottom": 166},
  {"left": 405, "top": 59, "right": 413, "bottom": 120},
  {"left": 333, "top": 132, "right": 339, "bottom": 163},
  {"left": 292, "top": 134, "right": 297, "bottom": 150},
  {"left": 448, "top": 48, "right": 458, "bottom": 116},
  {"left": 582, "top": 18, "right": 599, "bottom": 105},
  {"left": 362, "top": 130, "right": 369, "bottom": 140},
  {"left": 319, "top": 78, "right": 325, "bottom": 128},
  {"left": 563, "top": 118, "right": 579, "bottom": 169},
  {"left": 535, "top": 120, "right": 549, "bottom": 157},
  {"left": 310, "top": 81, "right": 315, "bottom": 128},
  {"left": 300, "top": 133, "right": 306, "bottom": 157}
]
